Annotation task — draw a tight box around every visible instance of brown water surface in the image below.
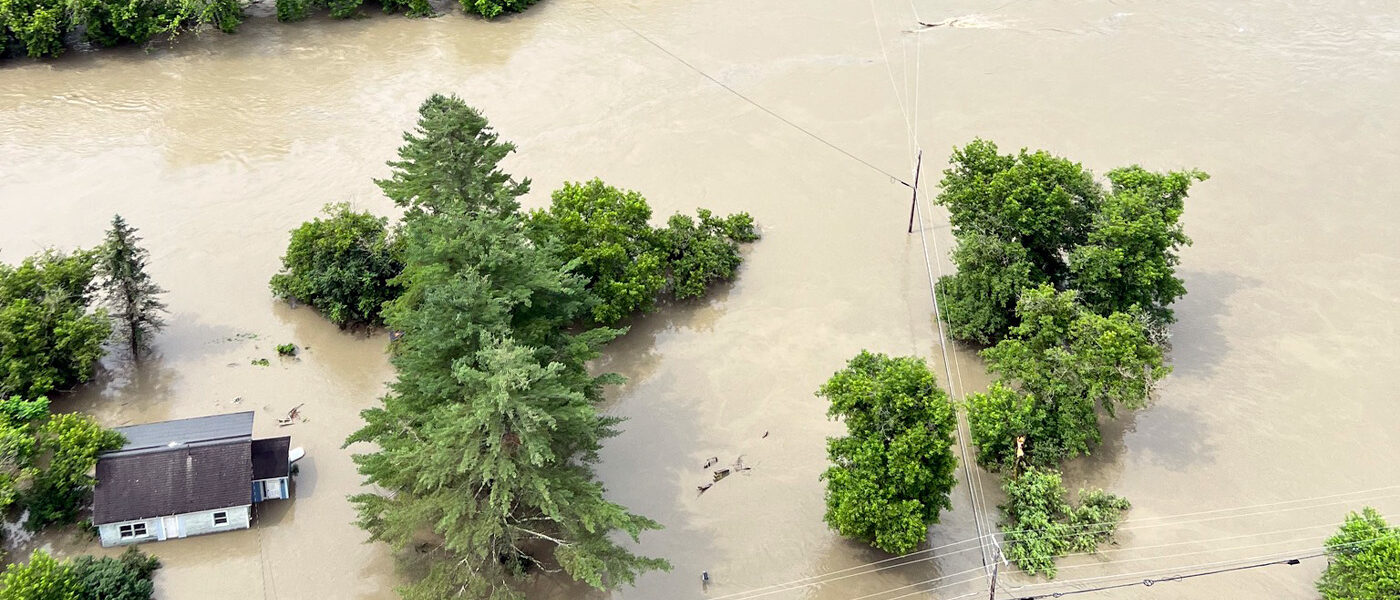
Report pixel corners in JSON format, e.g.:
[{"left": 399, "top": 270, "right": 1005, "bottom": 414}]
[{"left": 2, "top": 1, "right": 1398, "bottom": 598}]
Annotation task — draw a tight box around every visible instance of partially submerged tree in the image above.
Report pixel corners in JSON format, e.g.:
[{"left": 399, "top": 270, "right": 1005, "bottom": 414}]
[
  {"left": 527, "top": 180, "right": 760, "bottom": 325},
  {"left": 1316, "top": 507, "right": 1400, "bottom": 600},
  {"left": 933, "top": 139, "right": 1205, "bottom": 344},
  {"left": 818, "top": 351, "right": 958, "bottom": 555},
  {"left": 99, "top": 215, "right": 168, "bottom": 359},
  {"left": 24, "top": 412, "right": 125, "bottom": 529},
  {"left": 270, "top": 203, "right": 401, "bottom": 328},
  {"left": 0, "top": 250, "right": 110, "bottom": 399},
  {"left": 0, "top": 547, "right": 160, "bottom": 600},
  {"left": 969, "top": 286, "right": 1167, "bottom": 469},
  {"left": 999, "top": 466, "right": 1130, "bottom": 576},
  {"left": 348, "top": 94, "right": 667, "bottom": 599}
]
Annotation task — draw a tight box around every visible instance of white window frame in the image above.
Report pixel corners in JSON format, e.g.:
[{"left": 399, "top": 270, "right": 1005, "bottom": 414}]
[
  {"left": 118, "top": 522, "right": 147, "bottom": 538},
  {"left": 212, "top": 511, "right": 229, "bottom": 526}
]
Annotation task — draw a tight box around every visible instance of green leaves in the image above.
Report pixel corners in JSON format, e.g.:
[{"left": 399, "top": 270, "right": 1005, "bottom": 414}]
[
  {"left": 999, "top": 467, "right": 1129, "bottom": 576},
  {"left": 348, "top": 96, "right": 667, "bottom": 599},
  {"left": 527, "top": 180, "right": 759, "bottom": 324},
  {"left": 0, "top": 547, "right": 159, "bottom": 600},
  {"left": 0, "top": 250, "right": 111, "bottom": 399},
  {"left": 99, "top": 214, "right": 167, "bottom": 359},
  {"left": 970, "top": 286, "right": 1167, "bottom": 469},
  {"left": 1317, "top": 507, "right": 1400, "bottom": 600},
  {"left": 819, "top": 351, "right": 958, "bottom": 555},
  {"left": 934, "top": 140, "right": 1205, "bottom": 344},
  {"left": 270, "top": 203, "right": 401, "bottom": 328}
]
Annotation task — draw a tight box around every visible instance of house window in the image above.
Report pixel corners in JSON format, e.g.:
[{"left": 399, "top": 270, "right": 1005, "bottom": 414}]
[
  {"left": 119, "top": 522, "right": 147, "bottom": 538},
  {"left": 213, "top": 511, "right": 228, "bottom": 526}
]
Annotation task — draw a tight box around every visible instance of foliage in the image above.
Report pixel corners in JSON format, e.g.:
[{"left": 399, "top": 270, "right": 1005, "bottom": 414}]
[
  {"left": 971, "top": 286, "right": 1167, "bottom": 468},
  {"left": 933, "top": 139, "right": 1205, "bottom": 344},
  {"left": 276, "top": 343, "right": 297, "bottom": 356},
  {"left": 251, "top": 358, "right": 269, "bottom": 366},
  {"left": 1317, "top": 507, "right": 1400, "bottom": 600},
  {"left": 460, "top": 0, "right": 535, "bottom": 19},
  {"left": 378, "top": 94, "right": 529, "bottom": 221},
  {"left": 527, "top": 179, "right": 665, "bottom": 324},
  {"left": 818, "top": 351, "right": 958, "bottom": 555},
  {"left": 274, "top": 0, "right": 309, "bottom": 21},
  {"left": 0, "top": 0, "right": 67, "bottom": 57},
  {"left": 0, "top": 550, "right": 80, "bottom": 600},
  {"left": 24, "top": 412, "right": 125, "bottom": 529},
  {"left": 1068, "top": 166, "right": 1207, "bottom": 330},
  {"left": 0, "top": 250, "right": 111, "bottom": 399},
  {"left": 934, "top": 233, "right": 1040, "bottom": 344},
  {"left": 999, "top": 467, "right": 1129, "bottom": 577},
  {"left": 658, "top": 208, "right": 758, "bottom": 300},
  {"left": 70, "top": 0, "right": 176, "bottom": 47},
  {"left": 98, "top": 215, "right": 168, "bottom": 359},
  {"left": 69, "top": 547, "right": 160, "bottom": 600},
  {"left": 325, "top": 0, "right": 359, "bottom": 18},
  {"left": 348, "top": 94, "right": 667, "bottom": 600},
  {"left": 0, "top": 547, "right": 159, "bottom": 600},
  {"left": 270, "top": 203, "right": 401, "bottom": 327},
  {"left": 527, "top": 179, "right": 759, "bottom": 324}
]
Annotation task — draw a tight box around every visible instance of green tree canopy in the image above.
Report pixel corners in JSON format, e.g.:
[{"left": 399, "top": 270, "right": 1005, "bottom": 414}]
[
  {"left": 24, "top": 412, "right": 125, "bottom": 529},
  {"left": 999, "top": 466, "right": 1130, "bottom": 576},
  {"left": 1317, "top": 507, "right": 1400, "bottom": 600},
  {"left": 818, "top": 351, "right": 959, "bottom": 555},
  {"left": 348, "top": 95, "right": 667, "bottom": 600},
  {"left": 377, "top": 94, "right": 529, "bottom": 222},
  {"left": 0, "top": 547, "right": 159, "bottom": 600},
  {"left": 1068, "top": 166, "right": 1207, "bottom": 329},
  {"left": 0, "top": 550, "right": 79, "bottom": 600},
  {"left": 0, "top": 250, "right": 111, "bottom": 399},
  {"left": 933, "top": 140, "right": 1205, "bottom": 343},
  {"left": 527, "top": 180, "right": 759, "bottom": 324},
  {"left": 270, "top": 203, "right": 401, "bottom": 328},
  {"left": 527, "top": 179, "right": 666, "bottom": 324},
  {"left": 969, "top": 285, "right": 1167, "bottom": 469},
  {"left": 99, "top": 214, "right": 167, "bottom": 359}
]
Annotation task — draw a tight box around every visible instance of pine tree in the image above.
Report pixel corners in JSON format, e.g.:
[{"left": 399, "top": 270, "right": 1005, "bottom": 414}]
[
  {"left": 98, "top": 215, "right": 167, "bottom": 359},
  {"left": 347, "top": 95, "right": 668, "bottom": 599}
]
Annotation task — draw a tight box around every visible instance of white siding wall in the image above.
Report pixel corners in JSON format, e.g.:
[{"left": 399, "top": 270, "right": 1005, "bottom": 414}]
[{"left": 98, "top": 505, "right": 251, "bottom": 547}]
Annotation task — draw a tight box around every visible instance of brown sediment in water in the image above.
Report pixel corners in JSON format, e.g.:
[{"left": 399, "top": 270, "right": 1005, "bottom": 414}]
[{"left": 2, "top": 0, "right": 1398, "bottom": 598}]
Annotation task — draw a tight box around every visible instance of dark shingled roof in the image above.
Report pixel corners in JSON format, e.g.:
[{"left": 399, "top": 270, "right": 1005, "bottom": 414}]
[
  {"left": 110, "top": 411, "right": 254, "bottom": 454},
  {"left": 251, "top": 436, "right": 290, "bottom": 480},
  {"left": 94, "top": 440, "right": 253, "bottom": 524}
]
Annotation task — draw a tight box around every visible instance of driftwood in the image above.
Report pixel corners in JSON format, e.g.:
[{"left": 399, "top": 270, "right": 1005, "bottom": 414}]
[{"left": 277, "top": 403, "right": 305, "bottom": 427}]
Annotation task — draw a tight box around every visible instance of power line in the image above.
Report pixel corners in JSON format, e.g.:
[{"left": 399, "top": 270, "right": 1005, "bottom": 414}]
[{"left": 584, "top": 0, "right": 912, "bottom": 188}]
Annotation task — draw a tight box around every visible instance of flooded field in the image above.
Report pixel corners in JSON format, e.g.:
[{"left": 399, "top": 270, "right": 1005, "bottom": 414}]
[{"left": 1, "top": 0, "right": 1398, "bottom": 598}]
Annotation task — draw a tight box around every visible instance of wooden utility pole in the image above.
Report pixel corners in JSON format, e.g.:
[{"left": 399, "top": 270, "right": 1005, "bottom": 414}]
[
  {"left": 988, "top": 559, "right": 1000, "bottom": 599},
  {"left": 906, "top": 149, "right": 924, "bottom": 233}
]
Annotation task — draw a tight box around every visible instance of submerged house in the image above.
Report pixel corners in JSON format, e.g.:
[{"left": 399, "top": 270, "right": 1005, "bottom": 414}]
[{"left": 92, "top": 411, "right": 294, "bottom": 547}]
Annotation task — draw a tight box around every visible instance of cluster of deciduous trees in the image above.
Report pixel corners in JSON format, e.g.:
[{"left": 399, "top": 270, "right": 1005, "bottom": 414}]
[
  {"left": 268, "top": 94, "right": 756, "bottom": 599},
  {"left": 0, "top": 215, "right": 164, "bottom": 532},
  {"left": 0, "top": 547, "right": 160, "bottom": 600},
  {"left": 2, "top": 0, "right": 538, "bottom": 59},
  {"left": 817, "top": 351, "right": 958, "bottom": 555},
  {"left": 933, "top": 140, "right": 1205, "bottom": 574}
]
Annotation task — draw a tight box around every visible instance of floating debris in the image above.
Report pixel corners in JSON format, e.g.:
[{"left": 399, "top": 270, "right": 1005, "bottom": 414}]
[
  {"left": 696, "top": 482, "right": 713, "bottom": 495},
  {"left": 702, "top": 456, "right": 718, "bottom": 469},
  {"left": 712, "top": 468, "right": 731, "bottom": 482},
  {"left": 762, "top": 430, "right": 769, "bottom": 439}
]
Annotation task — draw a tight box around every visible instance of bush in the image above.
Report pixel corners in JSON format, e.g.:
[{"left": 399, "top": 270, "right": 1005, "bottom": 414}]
[
  {"left": 0, "top": 250, "right": 111, "bottom": 399},
  {"left": 325, "top": 0, "right": 361, "bottom": 18},
  {"left": 275, "top": 0, "right": 310, "bottom": 21},
  {"left": 658, "top": 208, "right": 758, "bottom": 300},
  {"left": 23, "top": 413, "right": 126, "bottom": 530},
  {"left": 276, "top": 343, "right": 297, "bottom": 356},
  {"left": 460, "top": 0, "right": 536, "bottom": 19},
  {"left": 270, "top": 203, "right": 401, "bottom": 327},
  {"left": 0, "top": 0, "right": 68, "bottom": 57},
  {"left": 999, "top": 467, "right": 1129, "bottom": 576},
  {"left": 1317, "top": 507, "right": 1400, "bottom": 599},
  {"left": 0, "top": 547, "right": 160, "bottom": 600}
]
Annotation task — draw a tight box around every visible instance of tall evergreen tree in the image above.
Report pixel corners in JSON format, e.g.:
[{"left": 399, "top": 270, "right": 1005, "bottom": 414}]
[
  {"left": 98, "top": 215, "right": 167, "bottom": 359},
  {"left": 348, "top": 95, "right": 667, "bottom": 599}
]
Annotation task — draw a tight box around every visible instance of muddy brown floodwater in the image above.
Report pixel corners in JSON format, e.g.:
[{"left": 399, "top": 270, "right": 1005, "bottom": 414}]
[{"left": 2, "top": 0, "right": 1398, "bottom": 598}]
